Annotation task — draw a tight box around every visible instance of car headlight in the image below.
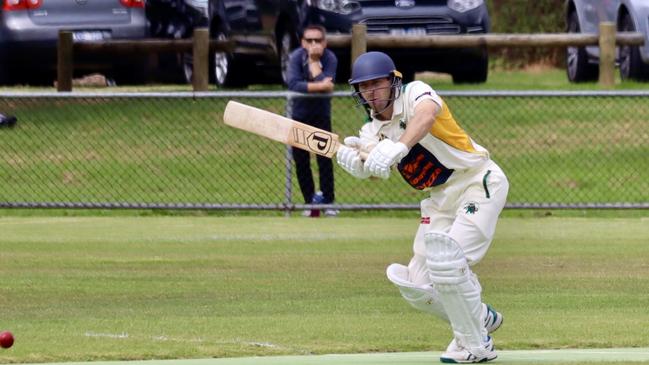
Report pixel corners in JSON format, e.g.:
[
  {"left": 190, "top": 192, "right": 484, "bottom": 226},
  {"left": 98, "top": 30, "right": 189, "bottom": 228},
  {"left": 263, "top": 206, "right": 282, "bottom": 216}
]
[
  {"left": 447, "top": 0, "right": 484, "bottom": 13},
  {"left": 306, "top": 0, "right": 361, "bottom": 15}
]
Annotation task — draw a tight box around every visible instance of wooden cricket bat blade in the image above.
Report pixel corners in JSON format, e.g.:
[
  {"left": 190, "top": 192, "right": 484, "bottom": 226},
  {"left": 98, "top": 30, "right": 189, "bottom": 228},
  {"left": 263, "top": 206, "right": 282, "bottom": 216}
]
[{"left": 223, "top": 100, "right": 341, "bottom": 158}]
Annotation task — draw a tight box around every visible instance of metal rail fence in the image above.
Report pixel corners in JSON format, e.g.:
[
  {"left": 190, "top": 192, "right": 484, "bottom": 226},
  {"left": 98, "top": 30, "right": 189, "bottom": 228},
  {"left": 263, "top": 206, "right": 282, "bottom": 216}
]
[{"left": 0, "top": 91, "right": 647, "bottom": 212}]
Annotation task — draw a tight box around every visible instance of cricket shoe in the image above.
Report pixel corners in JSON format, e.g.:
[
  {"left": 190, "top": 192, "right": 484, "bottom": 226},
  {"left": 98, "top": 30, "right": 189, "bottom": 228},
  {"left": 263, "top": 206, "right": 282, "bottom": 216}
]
[
  {"left": 324, "top": 208, "right": 339, "bottom": 217},
  {"left": 440, "top": 336, "right": 497, "bottom": 364},
  {"left": 483, "top": 304, "right": 503, "bottom": 334}
]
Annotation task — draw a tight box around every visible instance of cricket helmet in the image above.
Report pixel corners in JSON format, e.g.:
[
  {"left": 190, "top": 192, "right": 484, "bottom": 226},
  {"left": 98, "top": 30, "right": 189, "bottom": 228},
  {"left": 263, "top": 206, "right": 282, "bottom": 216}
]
[
  {"left": 348, "top": 52, "right": 403, "bottom": 116},
  {"left": 349, "top": 51, "right": 402, "bottom": 85}
]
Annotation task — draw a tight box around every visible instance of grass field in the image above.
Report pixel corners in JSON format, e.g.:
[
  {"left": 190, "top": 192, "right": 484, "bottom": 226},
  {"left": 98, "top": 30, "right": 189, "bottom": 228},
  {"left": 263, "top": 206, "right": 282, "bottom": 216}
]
[
  {"left": 1, "top": 214, "right": 649, "bottom": 364},
  {"left": 1, "top": 65, "right": 648, "bottom": 365}
]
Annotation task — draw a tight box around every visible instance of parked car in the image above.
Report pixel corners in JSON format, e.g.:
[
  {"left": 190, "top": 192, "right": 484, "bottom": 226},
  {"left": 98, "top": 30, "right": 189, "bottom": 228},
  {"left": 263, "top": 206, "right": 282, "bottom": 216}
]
[
  {"left": 301, "top": 0, "right": 491, "bottom": 83},
  {"left": 146, "top": 0, "right": 209, "bottom": 83},
  {"left": 566, "top": 0, "right": 649, "bottom": 82},
  {"left": 204, "top": 0, "right": 490, "bottom": 88},
  {"left": 0, "top": 0, "right": 151, "bottom": 85},
  {"left": 205, "top": 0, "right": 301, "bottom": 87}
]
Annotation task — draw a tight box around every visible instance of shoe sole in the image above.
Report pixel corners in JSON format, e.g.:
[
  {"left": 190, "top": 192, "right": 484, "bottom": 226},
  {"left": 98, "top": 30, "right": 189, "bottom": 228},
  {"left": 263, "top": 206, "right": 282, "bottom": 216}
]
[
  {"left": 440, "top": 355, "right": 497, "bottom": 364},
  {"left": 441, "top": 335, "right": 497, "bottom": 364}
]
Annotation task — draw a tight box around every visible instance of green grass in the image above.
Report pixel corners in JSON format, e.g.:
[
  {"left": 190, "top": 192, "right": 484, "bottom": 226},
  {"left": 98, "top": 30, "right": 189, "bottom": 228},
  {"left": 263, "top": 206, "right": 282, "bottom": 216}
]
[{"left": 1, "top": 215, "right": 649, "bottom": 363}]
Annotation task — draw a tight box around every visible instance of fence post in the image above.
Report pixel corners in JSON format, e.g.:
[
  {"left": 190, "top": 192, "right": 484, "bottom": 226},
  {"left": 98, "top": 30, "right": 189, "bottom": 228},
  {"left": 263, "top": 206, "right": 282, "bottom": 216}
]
[
  {"left": 57, "top": 31, "right": 73, "bottom": 92},
  {"left": 193, "top": 28, "right": 209, "bottom": 92},
  {"left": 599, "top": 22, "right": 616, "bottom": 88},
  {"left": 351, "top": 24, "right": 367, "bottom": 73},
  {"left": 284, "top": 94, "right": 295, "bottom": 217}
]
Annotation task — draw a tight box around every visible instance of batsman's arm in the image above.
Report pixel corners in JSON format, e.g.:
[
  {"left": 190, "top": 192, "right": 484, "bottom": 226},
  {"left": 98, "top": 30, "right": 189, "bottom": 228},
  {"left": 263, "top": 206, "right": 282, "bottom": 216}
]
[{"left": 398, "top": 99, "right": 438, "bottom": 148}]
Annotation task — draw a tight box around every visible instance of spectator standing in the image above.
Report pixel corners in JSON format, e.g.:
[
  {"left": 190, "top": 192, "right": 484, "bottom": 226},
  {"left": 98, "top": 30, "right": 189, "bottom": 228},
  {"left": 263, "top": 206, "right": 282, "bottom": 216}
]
[{"left": 285, "top": 24, "right": 338, "bottom": 217}]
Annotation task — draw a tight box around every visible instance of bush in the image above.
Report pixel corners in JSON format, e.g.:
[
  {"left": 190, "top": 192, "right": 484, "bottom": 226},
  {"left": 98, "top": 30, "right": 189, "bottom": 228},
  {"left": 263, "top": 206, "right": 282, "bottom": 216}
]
[{"left": 487, "top": 0, "right": 565, "bottom": 69}]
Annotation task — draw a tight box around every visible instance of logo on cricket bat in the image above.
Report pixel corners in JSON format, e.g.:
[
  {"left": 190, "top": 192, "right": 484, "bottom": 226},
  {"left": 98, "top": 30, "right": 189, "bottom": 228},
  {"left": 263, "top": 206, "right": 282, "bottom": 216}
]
[{"left": 291, "top": 127, "right": 335, "bottom": 156}]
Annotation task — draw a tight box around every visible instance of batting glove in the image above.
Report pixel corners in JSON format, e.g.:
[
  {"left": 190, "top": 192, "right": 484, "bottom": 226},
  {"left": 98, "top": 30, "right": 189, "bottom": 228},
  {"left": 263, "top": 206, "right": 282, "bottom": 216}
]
[
  {"left": 364, "top": 139, "right": 409, "bottom": 179},
  {"left": 344, "top": 136, "right": 376, "bottom": 151},
  {"left": 336, "top": 144, "right": 371, "bottom": 179}
]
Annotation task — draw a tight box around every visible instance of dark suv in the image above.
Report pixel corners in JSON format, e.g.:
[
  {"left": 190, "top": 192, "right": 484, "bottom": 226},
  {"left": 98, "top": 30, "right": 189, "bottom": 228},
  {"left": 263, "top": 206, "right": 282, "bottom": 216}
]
[
  {"left": 206, "top": 0, "right": 301, "bottom": 87},
  {"left": 302, "top": 0, "right": 491, "bottom": 83},
  {"left": 148, "top": 0, "right": 299, "bottom": 87},
  {"left": 147, "top": 0, "right": 209, "bottom": 83},
  {"left": 161, "top": 0, "right": 490, "bottom": 87}
]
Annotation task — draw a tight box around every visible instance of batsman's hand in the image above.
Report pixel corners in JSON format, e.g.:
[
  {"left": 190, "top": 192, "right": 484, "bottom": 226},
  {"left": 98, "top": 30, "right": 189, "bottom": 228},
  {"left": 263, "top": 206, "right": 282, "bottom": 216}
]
[
  {"left": 336, "top": 138, "right": 371, "bottom": 179},
  {"left": 364, "top": 139, "right": 409, "bottom": 179}
]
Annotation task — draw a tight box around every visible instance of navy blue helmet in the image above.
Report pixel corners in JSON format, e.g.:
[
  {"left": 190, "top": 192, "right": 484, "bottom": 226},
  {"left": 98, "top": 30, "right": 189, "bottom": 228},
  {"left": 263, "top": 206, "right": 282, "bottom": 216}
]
[
  {"left": 349, "top": 52, "right": 403, "bottom": 117},
  {"left": 349, "top": 51, "right": 402, "bottom": 85}
]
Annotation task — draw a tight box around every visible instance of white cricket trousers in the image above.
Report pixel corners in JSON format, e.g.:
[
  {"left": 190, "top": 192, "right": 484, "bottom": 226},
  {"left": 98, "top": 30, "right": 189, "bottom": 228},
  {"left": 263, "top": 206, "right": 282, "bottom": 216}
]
[{"left": 407, "top": 160, "right": 509, "bottom": 286}]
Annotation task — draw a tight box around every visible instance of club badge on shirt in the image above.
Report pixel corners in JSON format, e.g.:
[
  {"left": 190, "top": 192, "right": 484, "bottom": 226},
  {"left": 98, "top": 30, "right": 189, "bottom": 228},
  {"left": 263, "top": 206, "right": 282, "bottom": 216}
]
[{"left": 464, "top": 201, "right": 479, "bottom": 214}]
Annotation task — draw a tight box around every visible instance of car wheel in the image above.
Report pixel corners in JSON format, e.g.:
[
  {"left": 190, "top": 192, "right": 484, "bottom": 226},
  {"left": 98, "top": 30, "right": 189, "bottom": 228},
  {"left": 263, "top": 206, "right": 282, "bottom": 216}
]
[
  {"left": 566, "top": 11, "right": 598, "bottom": 82},
  {"left": 451, "top": 50, "right": 488, "bottom": 84},
  {"left": 212, "top": 31, "right": 247, "bottom": 87},
  {"left": 279, "top": 28, "right": 298, "bottom": 84},
  {"left": 619, "top": 13, "right": 649, "bottom": 81}
]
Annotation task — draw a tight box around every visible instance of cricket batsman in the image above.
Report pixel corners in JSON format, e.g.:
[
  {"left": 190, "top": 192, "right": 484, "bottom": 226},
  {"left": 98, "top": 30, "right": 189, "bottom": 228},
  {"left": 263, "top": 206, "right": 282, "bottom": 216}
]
[{"left": 336, "top": 52, "right": 509, "bottom": 363}]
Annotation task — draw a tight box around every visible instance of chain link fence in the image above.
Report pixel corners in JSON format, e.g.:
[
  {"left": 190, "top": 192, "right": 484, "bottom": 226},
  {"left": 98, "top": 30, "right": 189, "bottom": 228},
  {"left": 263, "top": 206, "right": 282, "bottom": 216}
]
[{"left": 0, "top": 91, "right": 647, "bottom": 212}]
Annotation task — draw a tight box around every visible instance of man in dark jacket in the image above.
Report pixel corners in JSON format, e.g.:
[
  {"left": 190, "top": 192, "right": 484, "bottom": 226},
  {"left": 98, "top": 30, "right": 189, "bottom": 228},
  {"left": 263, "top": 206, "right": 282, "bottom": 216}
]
[{"left": 286, "top": 24, "right": 338, "bottom": 217}]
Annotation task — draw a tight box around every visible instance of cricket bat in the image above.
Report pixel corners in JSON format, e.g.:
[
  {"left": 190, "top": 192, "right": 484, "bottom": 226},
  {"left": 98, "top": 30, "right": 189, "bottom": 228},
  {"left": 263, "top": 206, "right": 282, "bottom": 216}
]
[{"left": 223, "top": 100, "right": 366, "bottom": 159}]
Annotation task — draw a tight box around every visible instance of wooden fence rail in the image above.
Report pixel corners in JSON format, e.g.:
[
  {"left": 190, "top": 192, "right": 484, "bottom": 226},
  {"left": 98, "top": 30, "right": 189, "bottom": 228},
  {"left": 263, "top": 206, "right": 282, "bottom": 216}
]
[
  {"left": 327, "top": 27, "right": 644, "bottom": 48},
  {"left": 57, "top": 28, "right": 233, "bottom": 92},
  {"left": 57, "top": 22, "right": 644, "bottom": 91}
]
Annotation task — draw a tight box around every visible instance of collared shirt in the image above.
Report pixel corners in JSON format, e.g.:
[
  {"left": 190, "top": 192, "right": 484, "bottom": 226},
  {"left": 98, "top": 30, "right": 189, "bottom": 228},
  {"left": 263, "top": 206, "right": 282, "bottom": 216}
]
[
  {"left": 286, "top": 47, "right": 338, "bottom": 122},
  {"left": 359, "top": 81, "right": 490, "bottom": 189}
]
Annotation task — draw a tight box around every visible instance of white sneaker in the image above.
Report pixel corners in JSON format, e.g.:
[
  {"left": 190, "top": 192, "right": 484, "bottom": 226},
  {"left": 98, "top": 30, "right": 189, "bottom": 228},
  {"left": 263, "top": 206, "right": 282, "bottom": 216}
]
[
  {"left": 440, "top": 336, "right": 497, "bottom": 363},
  {"left": 483, "top": 304, "right": 503, "bottom": 333},
  {"left": 324, "top": 208, "right": 339, "bottom": 217}
]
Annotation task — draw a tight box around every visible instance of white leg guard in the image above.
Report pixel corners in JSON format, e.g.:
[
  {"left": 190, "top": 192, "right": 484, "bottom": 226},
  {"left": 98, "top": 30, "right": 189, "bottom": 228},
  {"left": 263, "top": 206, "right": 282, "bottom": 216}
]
[
  {"left": 386, "top": 263, "right": 449, "bottom": 323},
  {"left": 425, "top": 231, "right": 489, "bottom": 358}
]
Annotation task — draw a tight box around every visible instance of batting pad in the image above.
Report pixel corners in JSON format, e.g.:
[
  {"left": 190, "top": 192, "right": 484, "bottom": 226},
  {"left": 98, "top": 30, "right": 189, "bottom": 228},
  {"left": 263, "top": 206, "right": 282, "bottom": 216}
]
[
  {"left": 386, "top": 263, "right": 449, "bottom": 322},
  {"left": 424, "top": 231, "right": 489, "bottom": 356}
]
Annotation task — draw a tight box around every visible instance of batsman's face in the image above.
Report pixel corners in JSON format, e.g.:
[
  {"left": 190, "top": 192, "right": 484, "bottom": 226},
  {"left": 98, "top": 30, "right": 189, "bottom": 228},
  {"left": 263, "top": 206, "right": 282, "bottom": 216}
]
[{"left": 358, "top": 77, "right": 393, "bottom": 113}]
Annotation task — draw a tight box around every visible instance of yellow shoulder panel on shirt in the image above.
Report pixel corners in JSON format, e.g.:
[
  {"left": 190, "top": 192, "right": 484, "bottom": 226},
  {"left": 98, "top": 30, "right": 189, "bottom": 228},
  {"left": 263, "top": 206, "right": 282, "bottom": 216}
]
[{"left": 429, "top": 100, "right": 477, "bottom": 153}]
